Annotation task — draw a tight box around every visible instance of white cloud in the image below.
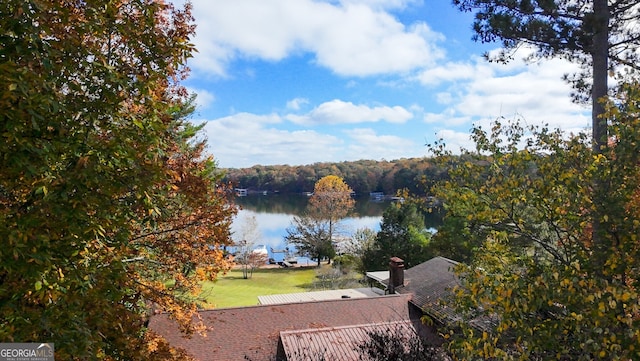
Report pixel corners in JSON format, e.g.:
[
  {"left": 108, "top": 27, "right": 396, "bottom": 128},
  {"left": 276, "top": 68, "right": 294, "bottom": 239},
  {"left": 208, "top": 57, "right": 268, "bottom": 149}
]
[
  {"left": 336, "top": 0, "right": 422, "bottom": 10},
  {"left": 200, "top": 113, "right": 343, "bottom": 167},
  {"left": 209, "top": 112, "right": 282, "bottom": 127},
  {"left": 416, "top": 50, "right": 590, "bottom": 135},
  {"left": 286, "top": 99, "right": 413, "bottom": 125},
  {"left": 435, "top": 92, "right": 453, "bottom": 105},
  {"left": 286, "top": 98, "right": 310, "bottom": 111},
  {"left": 423, "top": 57, "right": 592, "bottom": 153},
  {"left": 454, "top": 58, "right": 590, "bottom": 129},
  {"left": 310, "top": 8, "right": 444, "bottom": 75},
  {"left": 199, "top": 110, "right": 424, "bottom": 168},
  {"left": 423, "top": 111, "right": 471, "bottom": 127},
  {"left": 416, "top": 60, "right": 488, "bottom": 86},
  {"left": 429, "top": 129, "right": 476, "bottom": 154},
  {"left": 343, "top": 128, "right": 423, "bottom": 160},
  {"left": 195, "top": 51, "right": 591, "bottom": 167},
  {"left": 187, "top": 87, "right": 216, "bottom": 110},
  {"left": 187, "top": 0, "right": 444, "bottom": 77},
  {"left": 177, "top": 2, "right": 595, "bottom": 167}
]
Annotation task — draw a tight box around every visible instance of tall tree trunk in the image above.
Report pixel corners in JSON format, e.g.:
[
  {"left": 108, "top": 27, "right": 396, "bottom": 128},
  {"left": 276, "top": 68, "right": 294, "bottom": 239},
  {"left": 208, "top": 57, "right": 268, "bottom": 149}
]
[
  {"left": 591, "top": 0, "right": 610, "bottom": 271},
  {"left": 328, "top": 218, "right": 334, "bottom": 265},
  {"left": 592, "top": 0, "right": 609, "bottom": 152}
]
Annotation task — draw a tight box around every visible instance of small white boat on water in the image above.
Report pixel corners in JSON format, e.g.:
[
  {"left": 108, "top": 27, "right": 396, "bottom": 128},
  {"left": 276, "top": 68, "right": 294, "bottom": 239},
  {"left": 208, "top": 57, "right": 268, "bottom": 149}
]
[{"left": 252, "top": 244, "right": 269, "bottom": 255}]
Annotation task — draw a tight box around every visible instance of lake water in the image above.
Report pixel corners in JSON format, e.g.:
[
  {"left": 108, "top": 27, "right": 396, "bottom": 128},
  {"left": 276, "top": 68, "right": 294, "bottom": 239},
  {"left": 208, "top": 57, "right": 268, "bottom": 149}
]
[{"left": 230, "top": 194, "right": 441, "bottom": 263}]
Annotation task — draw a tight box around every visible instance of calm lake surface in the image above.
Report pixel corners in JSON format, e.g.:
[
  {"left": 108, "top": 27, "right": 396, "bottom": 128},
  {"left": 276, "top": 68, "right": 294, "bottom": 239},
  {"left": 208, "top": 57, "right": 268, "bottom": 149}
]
[{"left": 231, "top": 194, "right": 441, "bottom": 263}]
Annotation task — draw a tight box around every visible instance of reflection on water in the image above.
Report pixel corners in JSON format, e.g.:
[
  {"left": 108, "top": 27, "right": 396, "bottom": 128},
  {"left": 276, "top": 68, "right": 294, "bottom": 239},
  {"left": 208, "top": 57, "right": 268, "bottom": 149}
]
[
  {"left": 231, "top": 195, "right": 382, "bottom": 262},
  {"left": 231, "top": 194, "right": 442, "bottom": 262},
  {"left": 234, "top": 194, "right": 390, "bottom": 217},
  {"left": 234, "top": 194, "right": 311, "bottom": 215}
]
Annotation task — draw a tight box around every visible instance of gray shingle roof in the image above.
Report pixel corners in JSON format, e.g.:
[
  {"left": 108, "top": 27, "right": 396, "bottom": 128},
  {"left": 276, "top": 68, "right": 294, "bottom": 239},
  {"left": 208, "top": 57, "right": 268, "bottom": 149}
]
[{"left": 394, "top": 257, "right": 461, "bottom": 324}]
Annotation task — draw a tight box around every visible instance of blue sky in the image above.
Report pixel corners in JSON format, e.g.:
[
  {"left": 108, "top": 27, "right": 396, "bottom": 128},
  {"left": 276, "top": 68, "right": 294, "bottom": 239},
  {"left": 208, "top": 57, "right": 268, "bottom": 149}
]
[{"left": 178, "top": 0, "right": 591, "bottom": 168}]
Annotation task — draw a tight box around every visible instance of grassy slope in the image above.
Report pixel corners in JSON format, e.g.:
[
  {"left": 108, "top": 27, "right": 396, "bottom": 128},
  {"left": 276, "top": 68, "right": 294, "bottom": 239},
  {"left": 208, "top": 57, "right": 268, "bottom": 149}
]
[{"left": 199, "top": 266, "right": 319, "bottom": 308}]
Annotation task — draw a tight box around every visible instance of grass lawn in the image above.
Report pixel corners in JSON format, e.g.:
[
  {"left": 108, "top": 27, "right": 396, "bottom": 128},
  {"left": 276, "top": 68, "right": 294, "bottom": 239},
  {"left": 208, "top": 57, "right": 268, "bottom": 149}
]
[{"left": 199, "top": 266, "right": 321, "bottom": 308}]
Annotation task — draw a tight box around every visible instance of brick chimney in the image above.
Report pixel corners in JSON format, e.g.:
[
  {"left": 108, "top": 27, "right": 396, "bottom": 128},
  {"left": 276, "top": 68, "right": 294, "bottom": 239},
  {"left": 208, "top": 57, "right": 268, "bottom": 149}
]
[{"left": 388, "top": 257, "right": 405, "bottom": 294}]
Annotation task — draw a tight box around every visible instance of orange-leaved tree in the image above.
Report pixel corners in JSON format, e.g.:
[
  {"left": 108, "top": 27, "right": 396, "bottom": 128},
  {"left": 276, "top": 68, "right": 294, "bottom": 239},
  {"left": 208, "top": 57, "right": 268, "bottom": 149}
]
[
  {"left": 309, "top": 176, "right": 355, "bottom": 239},
  {"left": 308, "top": 175, "right": 355, "bottom": 263},
  {"left": 0, "top": 1, "right": 236, "bottom": 359},
  {"left": 286, "top": 175, "right": 355, "bottom": 266}
]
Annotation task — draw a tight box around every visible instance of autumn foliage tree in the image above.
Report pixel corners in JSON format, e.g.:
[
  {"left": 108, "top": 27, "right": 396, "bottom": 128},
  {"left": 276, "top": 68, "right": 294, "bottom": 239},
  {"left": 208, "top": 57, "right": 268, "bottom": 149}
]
[
  {"left": 431, "top": 82, "right": 640, "bottom": 359},
  {"left": 308, "top": 175, "right": 355, "bottom": 249},
  {"left": 286, "top": 175, "right": 355, "bottom": 266},
  {"left": 309, "top": 175, "right": 355, "bottom": 217},
  {"left": 0, "top": 1, "right": 236, "bottom": 359}
]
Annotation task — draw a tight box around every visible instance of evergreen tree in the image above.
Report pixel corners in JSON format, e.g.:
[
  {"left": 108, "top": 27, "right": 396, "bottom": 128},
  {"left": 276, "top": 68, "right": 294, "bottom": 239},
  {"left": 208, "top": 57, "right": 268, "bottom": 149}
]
[
  {"left": 453, "top": 0, "right": 640, "bottom": 151},
  {"left": 363, "top": 201, "right": 432, "bottom": 271}
]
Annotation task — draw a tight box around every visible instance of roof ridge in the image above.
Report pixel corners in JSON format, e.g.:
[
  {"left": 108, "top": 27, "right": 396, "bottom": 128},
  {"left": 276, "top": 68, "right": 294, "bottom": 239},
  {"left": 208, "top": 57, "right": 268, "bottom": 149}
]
[
  {"left": 152, "top": 293, "right": 411, "bottom": 316},
  {"left": 279, "top": 319, "right": 413, "bottom": 336}
]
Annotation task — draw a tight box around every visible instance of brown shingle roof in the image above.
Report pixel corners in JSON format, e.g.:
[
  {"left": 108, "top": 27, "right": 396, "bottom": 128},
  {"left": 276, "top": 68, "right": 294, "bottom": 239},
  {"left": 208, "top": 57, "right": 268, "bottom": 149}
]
[{"left": 149, "top": 294, "right": 413, "bottom": 361}]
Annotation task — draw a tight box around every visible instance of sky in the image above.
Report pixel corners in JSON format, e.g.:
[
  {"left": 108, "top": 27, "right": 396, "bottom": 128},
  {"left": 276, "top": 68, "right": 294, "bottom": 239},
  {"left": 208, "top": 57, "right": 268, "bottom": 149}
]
[{"left": 177, "top": 0, "right": 592, "bottom": 169}]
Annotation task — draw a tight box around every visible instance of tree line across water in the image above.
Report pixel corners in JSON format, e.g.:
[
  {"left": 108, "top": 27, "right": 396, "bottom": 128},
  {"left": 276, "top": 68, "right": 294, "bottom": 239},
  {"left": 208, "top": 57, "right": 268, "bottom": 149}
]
[{"left": 222, "top": 157, "right": 449, "bottom": 196}]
